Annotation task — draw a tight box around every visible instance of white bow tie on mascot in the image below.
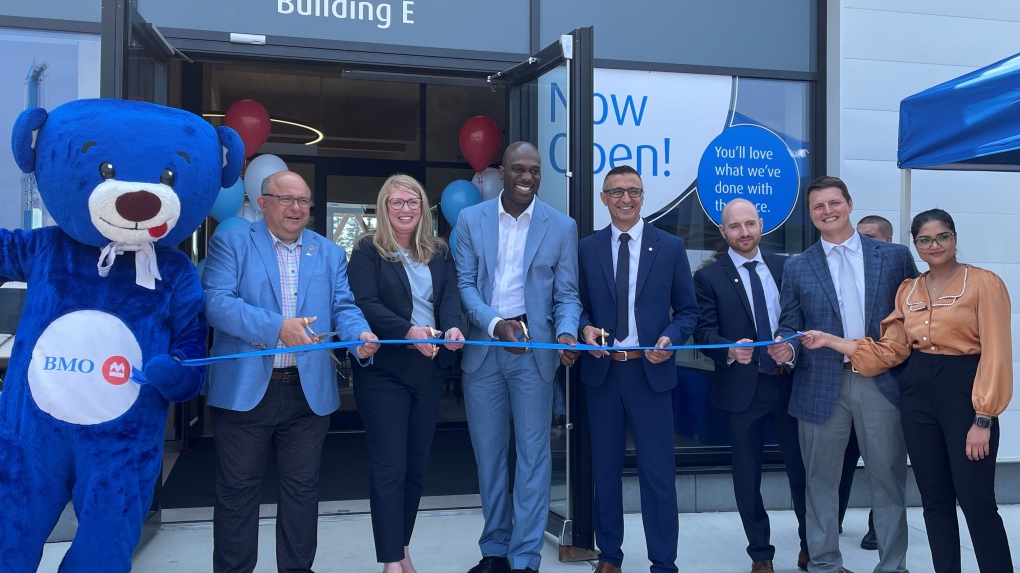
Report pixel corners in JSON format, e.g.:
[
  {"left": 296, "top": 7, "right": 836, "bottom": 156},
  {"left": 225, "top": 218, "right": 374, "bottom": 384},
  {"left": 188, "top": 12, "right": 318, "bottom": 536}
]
[{"left": 0, "top": 98, "right": 243, "bottom": 573}]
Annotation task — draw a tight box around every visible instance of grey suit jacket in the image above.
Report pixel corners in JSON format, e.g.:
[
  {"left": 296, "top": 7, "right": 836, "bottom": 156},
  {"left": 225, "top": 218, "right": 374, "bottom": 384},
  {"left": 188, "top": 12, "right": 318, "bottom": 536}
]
[
  {"left": 202, "top": 220, "right": 370, "bottom": 416},
  {"left": 775, "top": 235, "right": 918, "bottom": 424},
  {"left": 454, "top": 197, "right": 581, "bottom": 383}
]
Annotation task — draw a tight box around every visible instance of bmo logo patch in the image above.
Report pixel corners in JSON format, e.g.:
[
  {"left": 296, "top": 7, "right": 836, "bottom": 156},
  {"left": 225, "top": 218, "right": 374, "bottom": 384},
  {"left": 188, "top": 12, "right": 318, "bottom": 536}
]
[{"left": 29, "top": 310, "right": 142, "bottom": 425}]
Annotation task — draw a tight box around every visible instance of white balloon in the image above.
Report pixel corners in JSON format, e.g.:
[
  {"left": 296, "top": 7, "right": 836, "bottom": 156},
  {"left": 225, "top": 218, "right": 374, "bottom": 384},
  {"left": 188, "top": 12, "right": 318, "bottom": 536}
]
[
  {"left": 243, "top": 154, "right": 289, "bottom": 212},
  {"left": 471, "top": 167, "right": 502, "bottom": 202},
  {"left": 236, "top": 200, "right": 262, "bottom": 222}
]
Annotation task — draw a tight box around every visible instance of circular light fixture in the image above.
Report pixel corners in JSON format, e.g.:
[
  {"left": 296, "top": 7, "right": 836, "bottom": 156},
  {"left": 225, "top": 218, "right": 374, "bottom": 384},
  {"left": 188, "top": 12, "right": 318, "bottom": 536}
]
[{"left": 202, "top": 113, "right": 324, "bottom": 145}]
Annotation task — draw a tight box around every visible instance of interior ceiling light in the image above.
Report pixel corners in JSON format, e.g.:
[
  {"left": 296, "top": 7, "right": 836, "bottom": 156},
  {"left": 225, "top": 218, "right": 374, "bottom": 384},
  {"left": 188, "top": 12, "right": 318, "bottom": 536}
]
[{"left": 202, "top": 113, "right": 324, "bottom": 145}]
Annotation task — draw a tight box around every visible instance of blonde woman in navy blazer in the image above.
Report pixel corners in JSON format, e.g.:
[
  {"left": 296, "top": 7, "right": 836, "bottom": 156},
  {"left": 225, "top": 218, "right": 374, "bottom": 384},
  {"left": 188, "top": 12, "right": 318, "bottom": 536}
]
[{"left": 348, "top": 174, "right": 465, "bottom": 573}]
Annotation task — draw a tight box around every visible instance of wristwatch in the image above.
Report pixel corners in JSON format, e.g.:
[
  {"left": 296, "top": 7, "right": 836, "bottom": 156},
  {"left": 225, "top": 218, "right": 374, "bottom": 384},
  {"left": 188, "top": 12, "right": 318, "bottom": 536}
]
[{"left": 973, "top": 415, "right": 993, "bottom": 429}]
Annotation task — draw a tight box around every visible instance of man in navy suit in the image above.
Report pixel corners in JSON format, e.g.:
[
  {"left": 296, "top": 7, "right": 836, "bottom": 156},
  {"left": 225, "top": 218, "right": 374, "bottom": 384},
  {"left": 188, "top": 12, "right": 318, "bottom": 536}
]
[
  {"left": 577, "top": 165, "right": 699, "bottom": 573},
  {"left": 771, "top": 177, "right": 917, "bottom": 573},
  {"left": 203, "top": 171, "right": 380, "bottom": 573},
  {"left": 693, "top": 198, "right": 808, "bottom": 573}
]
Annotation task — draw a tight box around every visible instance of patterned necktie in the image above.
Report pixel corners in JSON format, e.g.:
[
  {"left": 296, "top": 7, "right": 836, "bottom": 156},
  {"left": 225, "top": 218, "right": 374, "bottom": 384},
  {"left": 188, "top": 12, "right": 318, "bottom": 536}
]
[
  {"left": 615, "top": 233, "right": 631, "bottom": 342},
  {"left": 836, "top": 245, "right": 865, "bottom": 340},
  {"left": 742, "top": 261, "right": 777, "bottom": 372}
]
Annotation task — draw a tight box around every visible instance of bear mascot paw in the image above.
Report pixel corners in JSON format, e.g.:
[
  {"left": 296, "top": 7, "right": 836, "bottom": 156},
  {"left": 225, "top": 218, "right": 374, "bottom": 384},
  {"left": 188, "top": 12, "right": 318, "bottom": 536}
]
[{"left": 0, "top": 98, "right": 243, "bottom": 573}]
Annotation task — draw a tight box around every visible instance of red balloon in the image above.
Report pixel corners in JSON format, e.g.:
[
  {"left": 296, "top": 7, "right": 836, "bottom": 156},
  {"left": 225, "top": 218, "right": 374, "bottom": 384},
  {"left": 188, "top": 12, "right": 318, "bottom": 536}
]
[
  {"left": 224, "top": 100, "right": 271, "bottom": 158},
  {"left": 459, "top": 116, "right": 502, "bottom": 173}
]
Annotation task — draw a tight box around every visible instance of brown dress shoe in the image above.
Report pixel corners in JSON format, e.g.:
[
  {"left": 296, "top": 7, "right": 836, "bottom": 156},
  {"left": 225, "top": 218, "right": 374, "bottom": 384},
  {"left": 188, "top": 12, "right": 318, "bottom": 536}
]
[
  {"left": 751, "top": 560, "right": 774, "bottom": 573},
  {"left": 593, "top": 562, "right": 620, "bottom": 573},
  {"left": 797, "top": 550, "right": 809, "bottom": 571}
]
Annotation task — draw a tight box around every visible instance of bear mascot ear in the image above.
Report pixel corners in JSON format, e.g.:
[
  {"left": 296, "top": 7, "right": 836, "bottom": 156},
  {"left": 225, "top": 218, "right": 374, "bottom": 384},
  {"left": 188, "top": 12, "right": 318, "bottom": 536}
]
[
  {"left": 217, "top": 126, "right": 245, "bottom": 189},
  {"left": 11, "top": 107, "right": 49, "bottom": 174}
]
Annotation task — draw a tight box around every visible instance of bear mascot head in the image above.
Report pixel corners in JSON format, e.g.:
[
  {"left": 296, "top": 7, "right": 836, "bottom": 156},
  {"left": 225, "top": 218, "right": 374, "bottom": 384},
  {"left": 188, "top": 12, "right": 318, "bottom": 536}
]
[{"left": 0, "top": 98, "right": 243, "bottom": 572}]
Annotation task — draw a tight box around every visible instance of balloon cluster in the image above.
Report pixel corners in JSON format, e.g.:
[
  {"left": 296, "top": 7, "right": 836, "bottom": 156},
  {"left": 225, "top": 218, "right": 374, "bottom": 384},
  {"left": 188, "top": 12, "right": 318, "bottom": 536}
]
[
  {"left": 442, "top": 116, "right": 502, "bottom": 253},
  {"left": 201, "top": 99, "right": 290, "bottom": 277}
]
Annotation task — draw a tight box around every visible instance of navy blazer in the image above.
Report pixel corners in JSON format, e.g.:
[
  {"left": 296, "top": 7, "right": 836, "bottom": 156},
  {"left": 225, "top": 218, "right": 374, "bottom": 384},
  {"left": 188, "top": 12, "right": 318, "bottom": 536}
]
[
  {"left": 775, "top": 235, "right": 918, "bottom": 424},
  {"left": 693, "top": 251, "right": 790, "bottom": 413},
  {"left": 577, "top": 222, "right": 699, "bottom": 393},
  {"left": 346, "top": 235, "right": 462, "bottom": 375}
]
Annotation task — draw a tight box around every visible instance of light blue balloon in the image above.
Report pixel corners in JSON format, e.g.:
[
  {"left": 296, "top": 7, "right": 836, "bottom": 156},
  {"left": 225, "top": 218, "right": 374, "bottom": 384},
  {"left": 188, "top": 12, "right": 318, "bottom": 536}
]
[
  {"left": 449, "top": 228, "right": 458, "bottom": 255},
  {"left": 210, "top": 178, "right": 245, "bottom": 222},
  {"left": 214, "top": 216, "right": 250, "bottom": 235},
  {"left": 196, "top": 258, "right": 206, "bottom": 279},
  {"left": 440, "top": 180, "right": 482, "bottom": 225}
]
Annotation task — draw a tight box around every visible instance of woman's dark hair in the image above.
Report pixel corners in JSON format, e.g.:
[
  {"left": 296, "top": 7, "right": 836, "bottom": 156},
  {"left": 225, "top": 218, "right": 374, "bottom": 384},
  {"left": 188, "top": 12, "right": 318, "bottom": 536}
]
[{"left": 910, "top": 208, "right": 956, "bottom": 240}]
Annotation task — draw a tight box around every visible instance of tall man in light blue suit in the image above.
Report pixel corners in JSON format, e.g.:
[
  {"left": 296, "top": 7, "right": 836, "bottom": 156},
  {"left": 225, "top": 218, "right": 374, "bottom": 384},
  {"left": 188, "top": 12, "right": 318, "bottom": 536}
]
[
  {"left": 771, "top": 176, "right": 917, "bottom": 573},
  {"left": 203, "top": 171, "right": 380, "bottom": 573},
  {"left": 454, "top": 142, "right": 582, "bottom": 573}
]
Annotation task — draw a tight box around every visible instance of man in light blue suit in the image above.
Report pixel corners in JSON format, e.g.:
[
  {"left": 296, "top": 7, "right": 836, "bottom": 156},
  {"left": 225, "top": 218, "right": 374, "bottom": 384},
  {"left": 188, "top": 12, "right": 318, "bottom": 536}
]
[
  {"left": 772, "top": 176, "right": 917, "bottom": 573},
  {"left": 454, "top": 142, "right": 582, "bottom": 573},
  {"left": 203, "top": 171, "right": 379, "bottom": 573}
]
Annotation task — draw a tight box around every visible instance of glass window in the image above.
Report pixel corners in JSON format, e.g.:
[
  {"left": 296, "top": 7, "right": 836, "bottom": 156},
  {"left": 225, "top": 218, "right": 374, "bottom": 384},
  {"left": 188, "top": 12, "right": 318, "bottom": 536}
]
[
  {"left": 425, "top": 83, "right": 506, "bottom": 164},
  {"left": 0, "top": 28, "right": 100, "bottom": 232}
]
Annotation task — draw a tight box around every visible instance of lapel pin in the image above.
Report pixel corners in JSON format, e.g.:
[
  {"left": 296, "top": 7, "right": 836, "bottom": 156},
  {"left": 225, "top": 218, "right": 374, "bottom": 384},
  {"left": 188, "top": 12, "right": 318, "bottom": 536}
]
[
  {"left": 734, "top": 278, "right": 739, "bottom": 283},
  {"left": 648, "top": 247, "right": 652, "bottom": 251}
]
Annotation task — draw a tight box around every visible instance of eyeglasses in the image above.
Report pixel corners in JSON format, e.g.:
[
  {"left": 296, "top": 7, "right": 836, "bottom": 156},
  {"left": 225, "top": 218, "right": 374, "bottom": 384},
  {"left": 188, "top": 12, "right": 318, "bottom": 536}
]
[
  {"left": 603, "top": 187, "right": 644, "bottom": 198},
  {"left": 913, "top": 231, "right": 955, "bottom": 250},
  {"left": 262, "top": 194, "right": 312, "bottom": 208},
  {"left": 388, "top": 198, "right": 422, "bottom": 210}
]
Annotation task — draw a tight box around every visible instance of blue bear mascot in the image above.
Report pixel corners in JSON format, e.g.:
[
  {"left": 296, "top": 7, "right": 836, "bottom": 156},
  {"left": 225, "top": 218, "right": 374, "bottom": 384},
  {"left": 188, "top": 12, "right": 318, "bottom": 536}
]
[{"left": 0, "top": 98, "right": 243, "bottom": 572}]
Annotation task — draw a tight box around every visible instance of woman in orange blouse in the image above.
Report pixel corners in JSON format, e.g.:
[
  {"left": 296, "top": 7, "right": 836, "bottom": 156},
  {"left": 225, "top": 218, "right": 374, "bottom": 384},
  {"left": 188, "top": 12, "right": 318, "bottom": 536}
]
[{"left": 801, "top": 209, "right": 1012, "bottom": 573}]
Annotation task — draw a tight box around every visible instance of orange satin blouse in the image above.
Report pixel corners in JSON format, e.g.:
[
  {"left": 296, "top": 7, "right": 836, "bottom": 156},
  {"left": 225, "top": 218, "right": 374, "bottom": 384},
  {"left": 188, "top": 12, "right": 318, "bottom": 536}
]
[{"left": 849, "top": 265, "right": 1013, "bottom": 417}]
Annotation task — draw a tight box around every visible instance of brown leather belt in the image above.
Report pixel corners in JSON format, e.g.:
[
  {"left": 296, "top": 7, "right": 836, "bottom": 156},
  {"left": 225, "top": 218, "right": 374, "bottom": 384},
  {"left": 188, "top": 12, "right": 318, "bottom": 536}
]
[
  {"left": 609, "top": 350, "right": 642, "bottom": 362},
  {"left": 270, "top": 367, "right": 300, "bottom": 383},
  {"left": 758, "top": 366, "right": 784, "bottom": 375}
]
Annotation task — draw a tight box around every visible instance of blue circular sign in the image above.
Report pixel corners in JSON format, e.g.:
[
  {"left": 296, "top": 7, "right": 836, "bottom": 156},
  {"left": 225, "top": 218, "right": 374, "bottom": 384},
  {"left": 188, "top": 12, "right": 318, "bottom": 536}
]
[{"left": 696, "top": 125, "right": 800, "bottom": 233}]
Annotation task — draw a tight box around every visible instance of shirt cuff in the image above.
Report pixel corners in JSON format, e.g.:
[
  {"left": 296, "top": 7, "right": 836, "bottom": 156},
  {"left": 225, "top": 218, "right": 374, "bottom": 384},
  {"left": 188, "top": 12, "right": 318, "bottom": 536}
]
[
  {"left": 784, "top": 342, "right": 796, "bottom": 368},
  {"left": 487, "top": 316, "right": 502, "bottom": 338}
]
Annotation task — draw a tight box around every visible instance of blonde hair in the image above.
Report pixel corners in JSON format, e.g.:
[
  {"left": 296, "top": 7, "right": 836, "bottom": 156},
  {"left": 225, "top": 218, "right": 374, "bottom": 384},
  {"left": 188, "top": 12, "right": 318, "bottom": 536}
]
[{"left": 356, "top": 174, "right": 445, "bottom": 264}]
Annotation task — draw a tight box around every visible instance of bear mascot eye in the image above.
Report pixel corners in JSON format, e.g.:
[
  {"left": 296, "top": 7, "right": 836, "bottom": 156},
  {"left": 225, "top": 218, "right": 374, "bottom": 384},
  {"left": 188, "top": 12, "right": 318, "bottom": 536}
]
[
  {"left": 160, "top": 168, "right": 175, "bottom": 188},
  {"left": 99, "top": 162, "right": 115, "bottom": 180}
]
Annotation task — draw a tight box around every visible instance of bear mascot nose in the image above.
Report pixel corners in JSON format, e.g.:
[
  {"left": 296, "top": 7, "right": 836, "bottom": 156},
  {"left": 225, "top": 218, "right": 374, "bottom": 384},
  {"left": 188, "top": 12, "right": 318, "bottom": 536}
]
[{"left": 115, "top": 191, "right": 163, "bottom": 222}]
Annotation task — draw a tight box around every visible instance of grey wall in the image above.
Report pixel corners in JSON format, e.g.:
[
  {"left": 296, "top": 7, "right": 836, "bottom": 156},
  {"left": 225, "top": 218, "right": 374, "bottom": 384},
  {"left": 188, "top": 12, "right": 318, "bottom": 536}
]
[
  {"left": 541, "top": 0, "right": 816, "bottom": 72},
  {"left": 0, "top": 0, "right": 100, "bottom": 22},
  {"left": 136, "top": 0, "right": 530, "bottom": 55}
]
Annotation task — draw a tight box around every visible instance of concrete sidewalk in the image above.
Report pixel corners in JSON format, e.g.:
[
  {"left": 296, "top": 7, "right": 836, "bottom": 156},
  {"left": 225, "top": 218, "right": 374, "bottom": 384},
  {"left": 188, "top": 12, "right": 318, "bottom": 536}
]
[{"left": 40, "top": 506, "right": 1020, "bottom": 572}]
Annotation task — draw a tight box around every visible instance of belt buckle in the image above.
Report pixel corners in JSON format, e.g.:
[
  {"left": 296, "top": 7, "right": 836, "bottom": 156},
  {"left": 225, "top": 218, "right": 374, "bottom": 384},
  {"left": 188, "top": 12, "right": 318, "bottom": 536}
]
[{"left": 617, "top": 350, "right": 628, "bottom": 362}]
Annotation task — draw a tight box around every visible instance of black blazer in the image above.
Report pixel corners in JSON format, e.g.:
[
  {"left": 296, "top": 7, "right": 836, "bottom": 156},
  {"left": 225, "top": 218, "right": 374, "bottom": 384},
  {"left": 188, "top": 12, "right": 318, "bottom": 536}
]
[
  {"left": 693, "top": 251, "right": 790, "bottom": 413},
  {"left": 347, "top": 235, "right": 462, "bottom": 376}
]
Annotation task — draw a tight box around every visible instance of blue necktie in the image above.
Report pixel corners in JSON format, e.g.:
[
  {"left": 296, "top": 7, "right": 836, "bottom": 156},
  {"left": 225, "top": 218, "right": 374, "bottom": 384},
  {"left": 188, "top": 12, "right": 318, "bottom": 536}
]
[
  {"left": 743, "top": 261, "right": 777, "bottom": 372},
  {"left": 615, "top": 233, "right": 631, "bottom": 342}
]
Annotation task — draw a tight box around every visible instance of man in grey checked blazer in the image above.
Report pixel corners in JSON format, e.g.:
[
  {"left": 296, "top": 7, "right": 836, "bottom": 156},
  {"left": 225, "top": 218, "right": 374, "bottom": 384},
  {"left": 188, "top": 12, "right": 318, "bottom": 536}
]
[{"left": 771, "top": 177, "right": 918, "bottom": 573}]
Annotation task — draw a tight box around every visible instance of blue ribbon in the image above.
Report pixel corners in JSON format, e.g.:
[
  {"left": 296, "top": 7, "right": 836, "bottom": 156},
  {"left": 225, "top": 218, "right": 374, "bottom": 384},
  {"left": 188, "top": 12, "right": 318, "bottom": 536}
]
[{"left": 174, "top": 333, "right": 803, "bottom": 367}]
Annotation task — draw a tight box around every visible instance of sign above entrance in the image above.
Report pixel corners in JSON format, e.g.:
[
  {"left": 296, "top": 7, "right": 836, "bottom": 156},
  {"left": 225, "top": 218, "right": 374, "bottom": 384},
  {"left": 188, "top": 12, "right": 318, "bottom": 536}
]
[{"left": 136, "top": 0, "right": 530, "bottom": 54}]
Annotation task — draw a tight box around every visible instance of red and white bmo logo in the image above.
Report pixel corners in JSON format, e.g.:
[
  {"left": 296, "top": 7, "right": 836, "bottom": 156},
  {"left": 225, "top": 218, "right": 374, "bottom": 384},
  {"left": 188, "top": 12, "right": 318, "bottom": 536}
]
[
  {"left": 29, "top": 310, "right": 143, "bottom": 425},
  {"left": 102, "top": 356, "right": 131, "bottom": 385}
]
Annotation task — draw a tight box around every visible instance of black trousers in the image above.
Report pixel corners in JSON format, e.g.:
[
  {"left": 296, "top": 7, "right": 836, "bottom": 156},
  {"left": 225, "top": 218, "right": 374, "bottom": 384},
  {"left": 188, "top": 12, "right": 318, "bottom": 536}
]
[
  {"left": 353, "top": 354, "right": 444, "bottom": 563},
  {"left": 900, "top": 351, "right": 1013, "bottom": 573},
  {"left": 211, "top": 376, "right": 330, "bottom": 573},
  {"left": 727, "top": 372, "right": 808, "bottom": 561}
]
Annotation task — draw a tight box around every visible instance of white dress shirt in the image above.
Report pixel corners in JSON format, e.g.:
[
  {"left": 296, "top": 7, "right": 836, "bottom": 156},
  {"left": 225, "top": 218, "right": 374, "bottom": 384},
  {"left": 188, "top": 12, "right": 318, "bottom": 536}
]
[
  {"left": 610, "top": 218, "right": 644, "bottom": 348},
  {"left": 821, "top": 231, "right": 866, "bottom": 322},
  {"left": 486, "top": 192, "right": 536, "bottom": 337},
  {"left": 727, "top": 247, "right": 781, "bottom": 335}
]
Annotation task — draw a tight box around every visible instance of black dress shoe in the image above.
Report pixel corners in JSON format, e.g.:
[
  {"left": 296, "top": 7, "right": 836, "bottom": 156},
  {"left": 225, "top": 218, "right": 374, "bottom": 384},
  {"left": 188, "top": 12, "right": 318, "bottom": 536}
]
[
  {"left": 510, "top": 569, "right": 538, "bottom": 573},
  {"left": 468, "top": 556, "right": 511, "bottom": 573},
  {"left": 860, "top": 527, "right": 878, "bottom": 550}
]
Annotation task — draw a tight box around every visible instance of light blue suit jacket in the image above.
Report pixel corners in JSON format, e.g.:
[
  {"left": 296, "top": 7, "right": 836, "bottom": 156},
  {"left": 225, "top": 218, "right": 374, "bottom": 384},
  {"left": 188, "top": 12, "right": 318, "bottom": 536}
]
[
  {"left": 454, "top": 197, "right": 581, "bottom": 383},
  {"left": 202, "top": 220, "right": 370, "bottom": 415}
]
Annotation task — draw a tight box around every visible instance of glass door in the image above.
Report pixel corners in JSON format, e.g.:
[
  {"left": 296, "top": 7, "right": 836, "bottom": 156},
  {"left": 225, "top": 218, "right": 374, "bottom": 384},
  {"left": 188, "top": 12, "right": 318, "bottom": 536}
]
[
  {"left": 498, "top": 27, "right": 595, "bottom": 553},
  {"left": 100, "top": 0, "right": 176, "bottom": 536}
]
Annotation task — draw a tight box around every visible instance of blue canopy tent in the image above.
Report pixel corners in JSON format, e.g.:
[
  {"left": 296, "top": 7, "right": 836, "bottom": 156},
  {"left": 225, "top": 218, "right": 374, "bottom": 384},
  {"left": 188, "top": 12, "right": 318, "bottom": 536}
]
[{"left": 897, "top": 51, "right": 1020, "bottom": 243}]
